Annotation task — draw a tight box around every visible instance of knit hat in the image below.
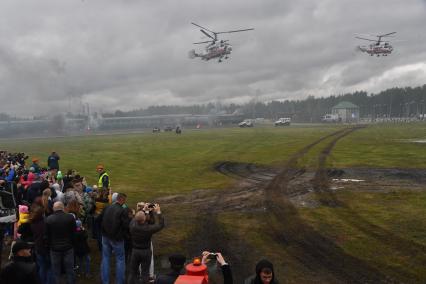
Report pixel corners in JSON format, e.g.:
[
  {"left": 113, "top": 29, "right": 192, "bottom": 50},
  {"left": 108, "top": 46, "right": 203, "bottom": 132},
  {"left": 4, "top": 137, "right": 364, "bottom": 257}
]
[{"left": 12, "top": 240, "right": 32, "bottom": 255}]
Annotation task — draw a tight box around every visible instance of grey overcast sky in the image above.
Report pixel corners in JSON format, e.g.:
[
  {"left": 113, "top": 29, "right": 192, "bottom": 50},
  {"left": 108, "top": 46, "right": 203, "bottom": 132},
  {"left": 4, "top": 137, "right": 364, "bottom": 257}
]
[{"left": 1, "top": 0, "right": 426, "bottom": 116}]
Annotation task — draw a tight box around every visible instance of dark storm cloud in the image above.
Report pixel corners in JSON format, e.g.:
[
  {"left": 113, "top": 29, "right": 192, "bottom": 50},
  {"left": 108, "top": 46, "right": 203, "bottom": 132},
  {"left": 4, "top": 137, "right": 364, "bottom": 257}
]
[{"left": 0, "top": 0, "right": 425, "bottom": 116}]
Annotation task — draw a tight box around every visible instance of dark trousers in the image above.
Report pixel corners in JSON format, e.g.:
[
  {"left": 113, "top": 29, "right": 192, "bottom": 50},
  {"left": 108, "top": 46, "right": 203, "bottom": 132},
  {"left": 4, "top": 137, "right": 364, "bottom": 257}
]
[
  {"left": 0, "top": 224, "right": 4, "bottom": 269},
  {"left": 76, "top": 254, "right": 90, "bottom": 275},
  {"left": 50, "top": 248, "right": 75, "bottom": 284},
  {"left": 128, "top": 248, "right": 152, "bottom": 284}
]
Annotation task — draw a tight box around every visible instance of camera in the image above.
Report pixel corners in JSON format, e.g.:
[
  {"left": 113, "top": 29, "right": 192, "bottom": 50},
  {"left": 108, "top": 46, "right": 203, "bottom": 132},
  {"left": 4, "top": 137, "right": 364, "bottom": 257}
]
[
  {"left": 144, "top": 203, "right": 156, "bottom": 215},
  {"left": 136, "top": 202, "right": 157, "bottom": 215},
  {"left": 207, "top": 253, "right": 218, "bottom": 260}
]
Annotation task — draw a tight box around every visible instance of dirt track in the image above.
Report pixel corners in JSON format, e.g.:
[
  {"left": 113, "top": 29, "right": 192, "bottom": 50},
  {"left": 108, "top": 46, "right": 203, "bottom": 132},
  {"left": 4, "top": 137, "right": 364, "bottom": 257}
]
[{"left": 161, "top": 126, "right": 426, "bottom": 283}]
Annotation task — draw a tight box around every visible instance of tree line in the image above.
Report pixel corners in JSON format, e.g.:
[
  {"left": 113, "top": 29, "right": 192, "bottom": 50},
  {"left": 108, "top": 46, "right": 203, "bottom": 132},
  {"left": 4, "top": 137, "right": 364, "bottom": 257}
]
[
  {"left": 1, "top": 85, "right": 425, "bottom": 122},
  {"left": 104, "top": 85, "right": 426, "bottom": 122}
]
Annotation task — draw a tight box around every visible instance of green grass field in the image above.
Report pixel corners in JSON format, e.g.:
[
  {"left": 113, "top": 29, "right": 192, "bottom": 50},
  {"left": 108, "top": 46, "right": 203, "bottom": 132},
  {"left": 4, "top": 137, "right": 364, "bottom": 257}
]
[
  {"left": 2, "top": 125, "right": 345, "bottom": 201},
  {"left": 2, "top": 123, "right": 426, "bottom": 282}
]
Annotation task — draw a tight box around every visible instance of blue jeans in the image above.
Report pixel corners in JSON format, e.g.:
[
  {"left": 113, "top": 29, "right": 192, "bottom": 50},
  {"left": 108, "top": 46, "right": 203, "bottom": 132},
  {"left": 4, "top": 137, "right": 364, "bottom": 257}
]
[
  {"left": 101, "top": 236, "right": 125, "bottom": 284},
  {"left": 50, "top": 248, "right": 75, "bottom": 284},
  {"left": 36, "top": 252, "right": 54, "bottom": 284}
]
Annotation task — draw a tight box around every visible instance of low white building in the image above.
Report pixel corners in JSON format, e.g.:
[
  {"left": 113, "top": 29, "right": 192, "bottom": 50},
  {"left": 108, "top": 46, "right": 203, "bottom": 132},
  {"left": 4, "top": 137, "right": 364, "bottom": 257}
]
[{"left": 331, "top": 101, "right": 360, "bottom": 123}]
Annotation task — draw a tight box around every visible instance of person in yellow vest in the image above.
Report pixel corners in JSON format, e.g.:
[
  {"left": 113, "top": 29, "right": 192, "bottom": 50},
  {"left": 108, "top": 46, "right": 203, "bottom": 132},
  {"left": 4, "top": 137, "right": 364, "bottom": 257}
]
[{"left": 96, "top": 164, "right": 110, "bottom": 191}]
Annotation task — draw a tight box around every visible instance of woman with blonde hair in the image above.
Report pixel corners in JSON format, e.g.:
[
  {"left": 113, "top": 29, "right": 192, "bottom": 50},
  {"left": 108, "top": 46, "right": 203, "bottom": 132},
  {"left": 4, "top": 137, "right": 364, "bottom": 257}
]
[{"left": 41, "top": 188, "right": 53, "bottom": 217}]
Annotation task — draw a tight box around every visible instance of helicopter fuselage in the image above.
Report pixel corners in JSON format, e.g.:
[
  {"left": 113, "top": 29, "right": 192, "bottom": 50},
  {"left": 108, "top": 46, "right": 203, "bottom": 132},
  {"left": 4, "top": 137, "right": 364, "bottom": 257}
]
[
  {"left": 358, "top": 44, "right": 393, "bottom": 56},
  {"left": 200, "top": 44, "right": 232, "bottom": 60}
]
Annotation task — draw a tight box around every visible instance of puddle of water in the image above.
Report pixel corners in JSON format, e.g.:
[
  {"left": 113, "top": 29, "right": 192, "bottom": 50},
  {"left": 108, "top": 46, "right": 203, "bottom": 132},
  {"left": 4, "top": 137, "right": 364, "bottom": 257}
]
[
  {"left": 332, "top": 179, "right": 365, "bottom": 182},
  {"left": 399, "top": 139, "right": 426, "bottom": 144}
]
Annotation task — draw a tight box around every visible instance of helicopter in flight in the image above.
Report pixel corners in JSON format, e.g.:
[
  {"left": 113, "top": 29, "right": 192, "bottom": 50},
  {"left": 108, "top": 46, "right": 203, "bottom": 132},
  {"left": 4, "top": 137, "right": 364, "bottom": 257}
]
[
  {"left": 355, "top": 32, "right": 396, "bottom": 57},
  {"left": 189, "top": 22, "right": 254, "bottom": 62}
]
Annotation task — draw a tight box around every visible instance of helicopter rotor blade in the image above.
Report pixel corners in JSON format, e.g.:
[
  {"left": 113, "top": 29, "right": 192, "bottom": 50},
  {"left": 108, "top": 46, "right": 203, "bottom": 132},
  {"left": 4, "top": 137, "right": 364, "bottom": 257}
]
[
  {"left": 193, "top": 41, "right": 214, "bottom": 44},
  {"left": 216, "top": 28, "right": 254, "bottom": 34},
  {"left": 191, "top": 22, "right": 215, "bottom": 34},
  {"left": 379, "top": 32, "right": 396, "bottom": 37},
  {"left": 200, "top": 29, "right": 215, "bottom": 40},
  {"left": 355, "top": 36, "right": 377, "bottom": 42}
]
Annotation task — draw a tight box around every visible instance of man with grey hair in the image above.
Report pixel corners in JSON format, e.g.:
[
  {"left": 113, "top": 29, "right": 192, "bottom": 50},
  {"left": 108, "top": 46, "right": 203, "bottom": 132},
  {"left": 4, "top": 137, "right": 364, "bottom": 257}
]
[
  {"left": 45, "top": 201, "right": 76, "bottom": 284},
  {"left": 99, "top": 192, "right": 130, "bottom": 284}
]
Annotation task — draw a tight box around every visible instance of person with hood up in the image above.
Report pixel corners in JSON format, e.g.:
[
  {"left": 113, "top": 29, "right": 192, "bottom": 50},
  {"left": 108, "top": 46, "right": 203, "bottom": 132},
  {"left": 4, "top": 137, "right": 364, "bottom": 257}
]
[
  {"left": 154, "top": 254, "right": 186, "bottom": 284},
  {"left": 244, "top": 259, "right": 279, "bottom": 284},
  {"left": 0, "top": 240, "right": 41, "bottom": 284}
]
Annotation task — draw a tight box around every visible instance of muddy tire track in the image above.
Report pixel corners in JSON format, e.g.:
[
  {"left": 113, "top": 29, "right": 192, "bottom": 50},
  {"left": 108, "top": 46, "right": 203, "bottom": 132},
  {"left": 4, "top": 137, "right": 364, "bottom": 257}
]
[
  {"left": 311, "top": 127, "right": 426, "bottom": 281},
  {"left": 265, "top": 126, "right": 394, "bottom": 283},
  {"left": 182, "top": 126, "right": 424, "bottom": 283},
  {"left": 181, "top": 129, "right": 352, "bottom": 281},
  {"left": 215, "top": 161, "right": 279, "bottom": 183},
  {"left": 185, "top": 194, "right": 254, "bottom": 283}
]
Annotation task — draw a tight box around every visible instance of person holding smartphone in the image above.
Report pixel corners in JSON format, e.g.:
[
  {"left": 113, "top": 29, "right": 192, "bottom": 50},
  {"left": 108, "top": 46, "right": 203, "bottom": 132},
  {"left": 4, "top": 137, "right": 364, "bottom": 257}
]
[{"left": 201, "top": 251, "right": 233, "bottom": 284}]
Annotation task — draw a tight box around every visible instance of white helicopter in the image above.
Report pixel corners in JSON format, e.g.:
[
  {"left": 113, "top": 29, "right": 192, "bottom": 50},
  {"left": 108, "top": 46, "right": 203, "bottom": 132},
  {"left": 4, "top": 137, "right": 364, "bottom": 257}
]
[
  {"left": 355, "top": 32, "right": 396, "bottom": 57},
  {"left": 189, "top": 22, "right": 254, "bottom": 62}
]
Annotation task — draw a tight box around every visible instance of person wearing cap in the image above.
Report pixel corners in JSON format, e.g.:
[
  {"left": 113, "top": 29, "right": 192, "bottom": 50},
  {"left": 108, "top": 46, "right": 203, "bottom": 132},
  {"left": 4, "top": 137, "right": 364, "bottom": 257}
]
[
  {"left": 154, "top": 254, "right": 186, "bottom": 284},
  {"left": 30, "top": 158, "right": 41, "bottom": 174},
  {"left": 244, "top": 259, "right": 279, "bottom": 284},
  {"left": 0, "top": 240, "right": 41, "bottom": 284}
]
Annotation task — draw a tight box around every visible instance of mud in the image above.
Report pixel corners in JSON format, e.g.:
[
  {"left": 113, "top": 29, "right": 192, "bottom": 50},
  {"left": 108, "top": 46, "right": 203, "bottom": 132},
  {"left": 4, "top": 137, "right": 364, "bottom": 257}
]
[{"left": 164, "top": 126, "right": 426, "bottom": 283}]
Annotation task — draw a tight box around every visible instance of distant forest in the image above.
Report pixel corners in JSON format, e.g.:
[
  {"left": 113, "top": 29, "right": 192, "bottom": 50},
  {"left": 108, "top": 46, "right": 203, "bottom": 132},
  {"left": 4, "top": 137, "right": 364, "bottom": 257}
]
[
  {"left": 105, "top": 85, "right": 426, "bottom": 122},
  {"left": 1, "top": 85, "right": 425, "bottom": 122}
]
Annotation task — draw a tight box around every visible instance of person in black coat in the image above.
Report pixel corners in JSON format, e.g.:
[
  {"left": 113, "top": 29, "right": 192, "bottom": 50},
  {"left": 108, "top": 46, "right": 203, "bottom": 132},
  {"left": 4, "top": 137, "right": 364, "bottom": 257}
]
[
  {"left": 128, "top": 204, "right": 164, "bottom": 284},
  {"left": 30, "top": 204, "right": 53, "bottom": 284},
  {"left": 99, "top": 193, "right": 130, "bottom": 284},
  {"left": 45, "top": 201, "right": 76, "bottom": 284},
  {"left": 0, "top": 240, "right": 41, "bottom": 284},
  {"left": 47, "top": 152, "right": 60, "bottom": 170},
  {"left": 155, "top": 254, "right": 186, "bottom": 284}
]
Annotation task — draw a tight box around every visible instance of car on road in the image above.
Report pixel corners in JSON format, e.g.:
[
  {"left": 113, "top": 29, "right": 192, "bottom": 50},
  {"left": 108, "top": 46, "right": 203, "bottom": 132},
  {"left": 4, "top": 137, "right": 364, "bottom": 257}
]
[
  {"left": 238, "top": 119, "right": 254, "bottom": 127},
  {"left": 274, "top": 117, "right": 291, "bottom": 126}
]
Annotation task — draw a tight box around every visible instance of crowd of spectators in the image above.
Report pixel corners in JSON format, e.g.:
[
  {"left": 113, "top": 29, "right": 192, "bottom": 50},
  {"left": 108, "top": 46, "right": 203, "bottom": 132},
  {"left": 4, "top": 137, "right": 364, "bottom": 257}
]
[{"left": 0, "top": 150, "right": 278, "bottom": 284}]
